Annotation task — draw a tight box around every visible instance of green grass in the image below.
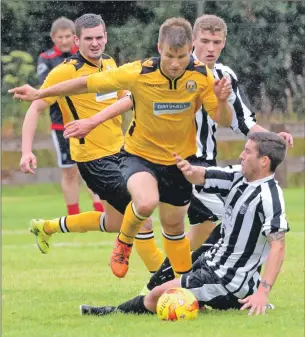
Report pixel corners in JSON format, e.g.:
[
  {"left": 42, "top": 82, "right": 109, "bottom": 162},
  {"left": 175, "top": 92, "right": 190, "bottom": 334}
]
[{"left": 2, "top": 185, "right": 304, "bottom": 337}]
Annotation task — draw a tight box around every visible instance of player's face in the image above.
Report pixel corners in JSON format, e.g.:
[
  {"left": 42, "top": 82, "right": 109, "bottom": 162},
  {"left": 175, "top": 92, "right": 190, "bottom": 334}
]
[
  {"left": 51, "top": 29, "right": 75, "bottom": 53},
  {"left": 193, "top": 30, "right": 226, "bottom": 69},
  {"left": 76, "top": 25, "right": 107, "bottom": 60},
  {"left": 240, "top": 140, "right": 266, "bottom": 181},
  {"left": 158, "top": 41, "right": 192, "bottom": 79}
]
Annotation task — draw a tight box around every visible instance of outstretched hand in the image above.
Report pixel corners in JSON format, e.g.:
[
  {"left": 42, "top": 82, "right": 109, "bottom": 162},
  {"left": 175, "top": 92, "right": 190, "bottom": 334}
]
[
  {"left": 8, "top": 84, "right": 39, "bottom": 101},
  {"left": 238, "top": 291, "right": 269, "bottom": 316},
  {"left": 174, "top": 153, "right": 194, "bottom": 177}
]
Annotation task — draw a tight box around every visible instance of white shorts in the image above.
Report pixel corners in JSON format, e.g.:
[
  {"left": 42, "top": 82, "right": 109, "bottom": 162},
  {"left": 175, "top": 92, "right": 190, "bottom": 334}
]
[
  {"left": 187, "top": 186, "right": 224, "bottom": 225},
  {"left": 51, "top": 130, "right": 75, "bottom": 168}
]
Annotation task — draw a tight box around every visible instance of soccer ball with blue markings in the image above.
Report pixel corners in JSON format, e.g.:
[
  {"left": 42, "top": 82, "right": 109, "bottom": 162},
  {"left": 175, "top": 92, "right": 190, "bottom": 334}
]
[{"left": 156, "top": 287, "right": 199, "bottom": 321}]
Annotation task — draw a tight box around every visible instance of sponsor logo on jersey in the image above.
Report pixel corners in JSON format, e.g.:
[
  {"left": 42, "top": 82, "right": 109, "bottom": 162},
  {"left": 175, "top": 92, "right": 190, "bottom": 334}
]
[
  {"left": 153, "top": 102, "right": 191, "bottom": 115},
  {"left": 143, "top": 82, "right": 163, "bottom": 88}
]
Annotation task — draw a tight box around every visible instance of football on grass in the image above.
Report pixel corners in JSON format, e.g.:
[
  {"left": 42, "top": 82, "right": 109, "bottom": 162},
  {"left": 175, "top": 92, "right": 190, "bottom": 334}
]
[{"left": 156, "top": 287, "right": 199, "bottom": 321}]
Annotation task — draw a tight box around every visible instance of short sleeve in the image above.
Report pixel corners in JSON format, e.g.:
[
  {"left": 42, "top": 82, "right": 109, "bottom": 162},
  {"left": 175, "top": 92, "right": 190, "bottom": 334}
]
[
  {"left": 199, "top": 66, "right": 218, "bottom": 120},
  {"left": 40, "top": 63, "right": 75, "bottom": 105},
  {"left": 87, "top": 60, "right": 141, "bottom": 94},
  {"left": 261, "top": 183, "right": 289, "bottom": 237}
]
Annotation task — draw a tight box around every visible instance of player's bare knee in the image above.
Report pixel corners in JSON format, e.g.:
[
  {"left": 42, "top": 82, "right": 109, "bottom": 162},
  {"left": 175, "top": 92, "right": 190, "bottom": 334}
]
[
  {"left": 134, "top": 199, "right": 158, "bottom": 217},
  {"left": 103, "top": 212, "right": 124, "bottom": 233},
  {"left": 62, "top": 166, "right": 78, "bottom": 183},
  {"left": 150, "top": 285, "right": 165, "bottom": 300},
  {"left": 103, "top": 221, "right": 121, "bottom": 233},
  {"left": 162, "top": 221, "right": 185, "bottom": 235}
]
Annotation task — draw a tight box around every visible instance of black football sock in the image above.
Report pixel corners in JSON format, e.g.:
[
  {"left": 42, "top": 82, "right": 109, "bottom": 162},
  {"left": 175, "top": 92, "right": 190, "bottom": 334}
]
[
  {"left": 117, "top": 295, "right": 154, "bottom": 315},
  {"left": 146, "top": 257, "right": 175, "bottom": 291},
  {"left": 146, "top": 225, "right": 222, "bottom": 291}
]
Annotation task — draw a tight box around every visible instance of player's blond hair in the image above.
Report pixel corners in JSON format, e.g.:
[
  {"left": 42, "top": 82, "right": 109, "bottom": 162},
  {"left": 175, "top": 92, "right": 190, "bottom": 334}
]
[
  {"left": 158, "top": 17, "right": 192, "bottom": 48},
  {"left": 193, "top": 14, "right": 227, "bottom": 38},
  {"left": 50, "top": 17, "right": 75, "bottom": 36}
]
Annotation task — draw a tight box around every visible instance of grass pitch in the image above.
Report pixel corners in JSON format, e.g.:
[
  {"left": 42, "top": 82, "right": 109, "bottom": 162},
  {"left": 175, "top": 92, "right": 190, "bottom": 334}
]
[{"left": 2, "top": 184, "right": 304, "bottom": 337}]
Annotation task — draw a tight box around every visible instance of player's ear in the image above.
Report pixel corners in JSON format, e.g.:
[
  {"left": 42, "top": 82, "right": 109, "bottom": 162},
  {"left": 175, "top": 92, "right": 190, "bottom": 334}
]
[
  {"left": 188, "top": 43, "right": 193, "bottom": 54},
  {"left": 50, "top": 33, "right": 56, "bottom": 44},
  {"left": 261, "top": 155, "right": 270, "bottom": 171},
  {"left": 104, "top": 31, "right": 108, "bottom": 44},
  {"left": 74, "top": 35, "right": 80, "bottom": 48},
  {"left": 157, "top": 43, "right": 162, "bottom": 55},
  {"left": 222, "top": 37, "right": 226, "bottom": 50}
]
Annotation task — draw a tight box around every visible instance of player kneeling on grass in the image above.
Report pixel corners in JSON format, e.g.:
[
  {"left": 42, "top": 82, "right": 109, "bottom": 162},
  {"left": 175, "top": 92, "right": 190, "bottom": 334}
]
[{"left": 80, "top": 132, "right": 289, "bottom": 316}]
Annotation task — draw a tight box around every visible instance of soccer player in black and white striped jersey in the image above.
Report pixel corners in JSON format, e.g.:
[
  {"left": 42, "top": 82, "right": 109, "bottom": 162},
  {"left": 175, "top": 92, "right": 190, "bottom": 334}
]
[
  {"left": 186, "top": 14, "right": 293, "bottom": 250},
  {"left": 81, "top": 132, "right": 289, "bottom": 316}
]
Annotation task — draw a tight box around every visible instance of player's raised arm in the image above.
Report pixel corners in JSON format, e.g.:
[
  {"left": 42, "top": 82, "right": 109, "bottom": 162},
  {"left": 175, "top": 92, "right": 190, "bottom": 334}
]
[
  {"left": 9, "top": 77, "right": 88, "bottom": 101},
  {"left": 199, "top": 68, "right": 232, "bottom": 127},
  {"left": 213, "top": 77, "right": 232, "bottom": 126},
  {"left": 64, "top": 95, "right": 133, "bottom": 139}
]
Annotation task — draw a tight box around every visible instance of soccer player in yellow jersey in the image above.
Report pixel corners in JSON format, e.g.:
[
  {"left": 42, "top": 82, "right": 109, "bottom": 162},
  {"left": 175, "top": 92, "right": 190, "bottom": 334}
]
[
  {"left": 13, "top": 14, "right": 164, "bottom": 275},
  {"left": 10, "top": 18, "right": 233, "bottom": 279}
]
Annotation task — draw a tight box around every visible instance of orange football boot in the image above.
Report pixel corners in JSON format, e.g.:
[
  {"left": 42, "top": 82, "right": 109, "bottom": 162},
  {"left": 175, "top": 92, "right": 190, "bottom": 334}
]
[{"left": 110, "top": 236, "right": 132, "bottom": 278}]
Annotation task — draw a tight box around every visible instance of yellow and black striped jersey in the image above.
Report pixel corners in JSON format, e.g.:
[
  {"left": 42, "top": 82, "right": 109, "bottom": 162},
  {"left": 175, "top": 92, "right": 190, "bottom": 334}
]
[
  {"left": 87, "top": 56, "right": 218, "bottom": 165},
  {"left": 41, "top": 51, "right": 124, "bottom": 162}
]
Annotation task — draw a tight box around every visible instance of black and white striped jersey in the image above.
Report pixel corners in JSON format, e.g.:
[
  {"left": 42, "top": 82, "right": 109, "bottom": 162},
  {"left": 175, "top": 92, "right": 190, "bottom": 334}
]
[
  {"left": 194, "top": 54, "right": 257, "bottom": 161},
  {"left": 202, "top": 165, "right": 289, "bottom": 298}
]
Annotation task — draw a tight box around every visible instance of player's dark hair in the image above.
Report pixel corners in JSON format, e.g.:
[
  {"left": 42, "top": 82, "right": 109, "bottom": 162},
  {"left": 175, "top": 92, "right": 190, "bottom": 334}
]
[
  {"left": 75, "top": 13, "right": 106, "bottom": 38},
  {"left": 50, "top": 17, "right": 75, "bottom": 35},
  {"left": 159, "top": 17, "right": 192, "bottom": 48},
  {"left": 248, "top": 132, "right": 287, "bottom": 172}
]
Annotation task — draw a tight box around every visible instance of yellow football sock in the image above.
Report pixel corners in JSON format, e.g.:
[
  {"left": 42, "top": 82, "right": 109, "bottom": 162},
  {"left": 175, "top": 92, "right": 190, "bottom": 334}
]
[
  {"left": 118, "top": 202, "right": 148, "bottom": 245},
  {"left": 43, "top": 211, "right": 104, "bottom": 235},
  {"left": 162, "top": 231, "right": 192, "bottom": 274},
  {"left": 43, "top": 218, "right": 61, "bottom": 235},
  {"left": 135, "top": 231, "right": 164, "bottom": 273}
]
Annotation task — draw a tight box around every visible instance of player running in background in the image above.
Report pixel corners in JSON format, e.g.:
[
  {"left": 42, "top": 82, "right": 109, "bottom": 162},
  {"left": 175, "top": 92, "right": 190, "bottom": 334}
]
[{"left": 36, "top": 16, "right": 103, "bottom": 215}]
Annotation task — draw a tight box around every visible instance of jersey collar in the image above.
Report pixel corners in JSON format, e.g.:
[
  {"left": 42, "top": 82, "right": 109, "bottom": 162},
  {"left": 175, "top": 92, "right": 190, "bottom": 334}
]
[
  {"left": 78, "top": 51, "right": 102, "bottom": 69},
  {"left": 242, "top": 173, "right": 275, "bottom": 186}
]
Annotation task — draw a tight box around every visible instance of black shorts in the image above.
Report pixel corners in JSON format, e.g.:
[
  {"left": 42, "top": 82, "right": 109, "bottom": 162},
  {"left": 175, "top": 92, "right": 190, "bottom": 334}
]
[
  {"left": 181, "top": 258, "right": 242, "bottom": 310},
  {"left": 77, "top": 153, "right": 130, "bottom": 214},
  {"left": 51, "top": 130, "right": 75, "bottom": 168},
  {"left": 187, "top": 158, "right": 221, "bottom": 225},
  {"left": 119, "top": 149, "right": 192, "bottom": 207}
]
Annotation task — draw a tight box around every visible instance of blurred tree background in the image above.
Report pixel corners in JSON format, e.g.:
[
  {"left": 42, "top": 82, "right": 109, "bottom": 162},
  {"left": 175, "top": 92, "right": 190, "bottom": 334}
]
[{"left": 1, "top": 0, "right": 304, "bottom": 137}]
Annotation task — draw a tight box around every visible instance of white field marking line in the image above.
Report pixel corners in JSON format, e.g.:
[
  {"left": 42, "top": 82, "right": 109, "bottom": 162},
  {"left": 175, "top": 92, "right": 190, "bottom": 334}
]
[
  {"left": 2, "top": 229, "right": 304, "bottom": 236},
  {"left": 1, "top": 217, "right": 161, "bottom": 235},
  {"left": 2, "top": 229, "right": 118, "bottom": 235},
  {"left": 2, "top": 230, "right": 31, "bottom": 235},
  {"left": 3, "top": 241, "right": 114, "bottom": 250}
]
